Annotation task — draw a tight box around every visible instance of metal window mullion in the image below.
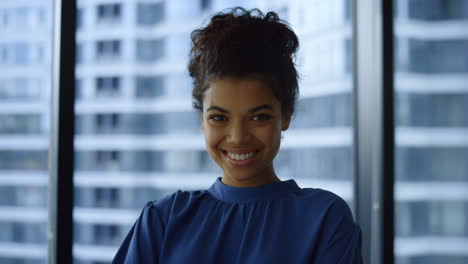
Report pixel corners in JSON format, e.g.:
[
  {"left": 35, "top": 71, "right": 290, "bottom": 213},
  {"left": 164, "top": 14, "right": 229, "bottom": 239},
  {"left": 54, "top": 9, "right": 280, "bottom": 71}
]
[
  {"left": 353, "top": 0, "right": 395, "bottom": 264},
  {"left": 48, "top": 0, "right": 77, "bottom": 264}
]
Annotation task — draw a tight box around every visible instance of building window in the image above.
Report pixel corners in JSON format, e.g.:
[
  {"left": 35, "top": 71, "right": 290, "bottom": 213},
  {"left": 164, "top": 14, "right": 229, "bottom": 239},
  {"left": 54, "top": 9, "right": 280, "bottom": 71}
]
[
  {"left": 0, "top": 114, "right": 41, "bottom": 134},
  {"left": 136, "top": 2, "right": 164, "bottom": 25},
  {"left": 75, "top": 79, "right": 82, "bottom": 100},
  {"left": 200, "top": 0, "right": 211, "bottom": 10},
  {"left": 0, "top": 9, "right": 8, "bottom": 27},
  {"left": 135, "top": 39, "right": 164, "bottom": 62},
  {"left": 0, "top": 151, "right": 48, "bottom": 171},
  {"left": 77, "top": 8, "right": 83, "bottom": 29},
  {"left": 14, "top": 43, "right": 29, "bottom": 65},
  {"left": 14, "top": 7, "right": 29, "bottom": 28},
  {"left": 0, "top": 78, "right": 42, "bottom": 100},
  {"left": 94, "top": 224, "right": 120, "bottom": 245},
  {"left": 76, "top": 43, "right": 83, "bottom": 64},
  {"left": 95, "top": 113, "right": 120, "bottom": 133},
  {"left": 95, "top": 40, "right": 121, "bottom": 60},
  {"left": 344, "top": 38, "right": 352, "bottom": 73},
  {"left": 135, "top": 76, "right": 164, "bottom": 98},
  {"left": 95, "top": 76, "right": 120, "bottom": 97},
  {"left": 96, "top": 3, "right": 121, "bottom": 23},
  {"left": 409, "top": 0, "right": 468, "bottom": 21},
  {"left": 95, "top": 187, "right": 120, "bottom": 208},
  {"left": 96, "top": 150, "right": 120, "bottom": 170},
  {"left": 409, "top": 39, "right": 468, "bottom": 73},
  {"left": 397, "top": 93, "right": 468, "bottom": 127}
]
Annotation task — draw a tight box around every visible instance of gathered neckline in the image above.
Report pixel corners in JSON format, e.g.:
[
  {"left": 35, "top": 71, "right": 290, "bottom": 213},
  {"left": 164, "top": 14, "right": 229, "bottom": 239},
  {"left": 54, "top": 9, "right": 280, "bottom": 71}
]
[{"left": 207, "top": 177, "right": 300, "bottom": 203}]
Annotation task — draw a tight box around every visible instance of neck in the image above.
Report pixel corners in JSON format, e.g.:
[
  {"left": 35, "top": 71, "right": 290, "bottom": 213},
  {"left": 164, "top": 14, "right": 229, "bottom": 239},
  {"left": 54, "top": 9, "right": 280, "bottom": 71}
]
[{"left": 221, "top": 166, "right": 280, "bottom": 188}]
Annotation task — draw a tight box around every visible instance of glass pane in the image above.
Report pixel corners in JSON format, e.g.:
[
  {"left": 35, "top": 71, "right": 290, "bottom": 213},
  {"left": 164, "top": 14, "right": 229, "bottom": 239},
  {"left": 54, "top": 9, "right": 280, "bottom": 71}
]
[
  {"left": 395, "top": 0, "right": 468, "bottom": 263},
  {"left": 0, "top": 1, "right": 53, "bottom": 264},
  {"left": 73, "top": 0, "right": 355, "bottom": 262}
]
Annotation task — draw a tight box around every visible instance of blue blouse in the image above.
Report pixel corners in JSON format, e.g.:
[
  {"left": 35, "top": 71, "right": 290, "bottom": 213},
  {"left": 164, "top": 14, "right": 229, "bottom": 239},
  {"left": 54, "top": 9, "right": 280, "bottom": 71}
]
[{"left": 113, "top": 177, "right": 362, "bottom": 263}]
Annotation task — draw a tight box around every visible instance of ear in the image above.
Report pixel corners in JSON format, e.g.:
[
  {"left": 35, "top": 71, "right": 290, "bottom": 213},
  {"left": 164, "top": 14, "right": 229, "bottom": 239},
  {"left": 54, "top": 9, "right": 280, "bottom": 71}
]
[{"left": 281, "top": 112, "right": 291, "bottom": 131}]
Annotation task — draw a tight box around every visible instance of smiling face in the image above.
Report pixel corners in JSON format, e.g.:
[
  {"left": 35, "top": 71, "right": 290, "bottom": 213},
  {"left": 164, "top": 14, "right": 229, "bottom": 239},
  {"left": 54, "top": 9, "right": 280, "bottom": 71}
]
[{"left": 201, "top": 76, "right": 290, "bottom": 187}]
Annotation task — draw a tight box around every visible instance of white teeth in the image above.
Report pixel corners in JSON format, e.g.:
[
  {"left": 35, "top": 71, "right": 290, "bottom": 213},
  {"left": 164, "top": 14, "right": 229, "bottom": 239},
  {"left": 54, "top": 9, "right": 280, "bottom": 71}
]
[{"left": 226, "top": 151, "right": 255, "bottom": 161}]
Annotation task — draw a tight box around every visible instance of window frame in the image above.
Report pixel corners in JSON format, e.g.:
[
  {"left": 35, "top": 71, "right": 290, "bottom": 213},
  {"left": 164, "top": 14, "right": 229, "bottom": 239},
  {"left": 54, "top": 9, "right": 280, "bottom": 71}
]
[
  {"left": 48, "top": 0, "right": 76, "bottom": 263},
  {"left": 47, "top": 0, "right": 397, "bottom": 263},
  {"left": 353, "top": 0, "right": 395, "bottom": 263}
]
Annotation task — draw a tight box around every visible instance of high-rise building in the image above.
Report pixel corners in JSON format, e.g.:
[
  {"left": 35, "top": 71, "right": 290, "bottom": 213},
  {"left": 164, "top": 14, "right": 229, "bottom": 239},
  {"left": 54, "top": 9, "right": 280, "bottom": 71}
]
[
  {"left": 0, "top": 0, "right": 52, "bottom": 263},
  {"left": 0, "top": 1, "right": 466, "bottom": 264},
  {"left": 393, "top": 0, "right": 468, "bottom": 263}
]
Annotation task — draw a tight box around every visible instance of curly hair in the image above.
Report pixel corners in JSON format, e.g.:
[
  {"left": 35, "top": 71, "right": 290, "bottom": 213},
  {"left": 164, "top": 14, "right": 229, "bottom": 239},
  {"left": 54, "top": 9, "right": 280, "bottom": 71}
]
[{"left": 188, "top": 7, "right": 299, "bottom": 116}]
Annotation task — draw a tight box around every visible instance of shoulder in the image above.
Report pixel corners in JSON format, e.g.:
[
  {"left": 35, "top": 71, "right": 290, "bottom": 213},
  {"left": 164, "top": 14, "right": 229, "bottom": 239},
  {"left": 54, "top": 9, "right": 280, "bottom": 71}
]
[
  {"left": 152, "top": 189, "right": 209, "bottom": 207},
  {"left": 297, "top": 187, "right": 349, "bottom": 207},
  {"left": 294, "top": 187, "right": 354, "bottom": 221},
  {"left": 144, "top": 189, "right": 211, "bottom": 219}
]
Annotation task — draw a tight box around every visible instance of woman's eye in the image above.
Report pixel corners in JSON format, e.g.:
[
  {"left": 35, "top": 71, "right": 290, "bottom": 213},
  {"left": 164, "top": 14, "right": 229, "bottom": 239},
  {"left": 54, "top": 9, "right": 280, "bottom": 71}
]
[
  {"left": 209, "top": 115, "right": 227, "bottom": 122},
  {"left": 252, "top": 114, "right": 271, "bottom": 121}
]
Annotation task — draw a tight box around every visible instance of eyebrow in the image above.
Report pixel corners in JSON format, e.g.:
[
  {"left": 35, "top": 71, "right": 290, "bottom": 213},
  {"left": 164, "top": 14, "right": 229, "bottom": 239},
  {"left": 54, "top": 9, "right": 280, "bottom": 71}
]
[
  {"left": 206, "top": 104, "right": 273, "bottom": 113},
  {"left": 206, "top": 106, "right": 228, "bottom": 113},
  {"left": 248, "top": 104, "right": 273, "bottom": 113}
]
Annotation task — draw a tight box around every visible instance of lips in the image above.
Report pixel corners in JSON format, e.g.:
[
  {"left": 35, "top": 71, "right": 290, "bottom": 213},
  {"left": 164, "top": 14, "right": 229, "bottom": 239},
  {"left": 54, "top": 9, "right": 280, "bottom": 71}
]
[
  {"left": 226, "top": 151, "right": 255, "bottom": 161},
  {"left": 221, "top": 149, "right": 258, "bottom": 165}
]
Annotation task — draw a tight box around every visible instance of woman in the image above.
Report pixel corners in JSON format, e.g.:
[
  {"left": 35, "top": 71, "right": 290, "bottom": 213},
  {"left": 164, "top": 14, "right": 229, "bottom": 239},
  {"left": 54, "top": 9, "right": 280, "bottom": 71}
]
[{"left": 113, "top": 7, "right": 362, "bottom": 264}]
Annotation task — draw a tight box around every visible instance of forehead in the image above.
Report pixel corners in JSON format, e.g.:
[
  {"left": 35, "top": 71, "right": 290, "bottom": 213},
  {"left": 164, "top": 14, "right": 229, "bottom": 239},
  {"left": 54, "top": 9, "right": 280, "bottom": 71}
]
[{"left": 203, "top": 77, "right": 280, "bottom": 110}]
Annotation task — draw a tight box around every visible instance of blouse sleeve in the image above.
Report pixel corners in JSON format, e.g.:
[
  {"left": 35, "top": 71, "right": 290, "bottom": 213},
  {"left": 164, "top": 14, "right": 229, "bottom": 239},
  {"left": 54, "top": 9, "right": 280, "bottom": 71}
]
[
  {"left": 112, "top": 201, "right": 165, "bottom": 264},
  {"left": 313, "top": 197, "right": 363, "bottom": 264}
]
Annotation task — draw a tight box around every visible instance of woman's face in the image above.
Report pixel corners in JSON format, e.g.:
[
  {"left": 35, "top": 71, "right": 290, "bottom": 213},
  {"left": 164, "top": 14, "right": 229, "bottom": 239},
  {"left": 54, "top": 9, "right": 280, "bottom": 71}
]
[{"left": 202, "top": 76, "right": 290, "bottom": 187}]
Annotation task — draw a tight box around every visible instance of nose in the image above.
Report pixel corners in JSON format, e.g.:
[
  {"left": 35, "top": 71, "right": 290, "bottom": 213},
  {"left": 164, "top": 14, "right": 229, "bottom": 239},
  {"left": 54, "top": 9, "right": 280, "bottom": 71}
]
[{"left": 228, "top": 120, "right": 250, "bottom": 144}]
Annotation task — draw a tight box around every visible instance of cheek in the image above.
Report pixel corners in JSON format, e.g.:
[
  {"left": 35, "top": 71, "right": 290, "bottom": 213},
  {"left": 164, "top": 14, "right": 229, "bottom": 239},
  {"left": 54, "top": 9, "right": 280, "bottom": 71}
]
[
  {"left": 203, "top": 125, "right": 222, "bottom": 149},
  {"left": 258, "top": 125, "right": 282, "bottom": 150}
]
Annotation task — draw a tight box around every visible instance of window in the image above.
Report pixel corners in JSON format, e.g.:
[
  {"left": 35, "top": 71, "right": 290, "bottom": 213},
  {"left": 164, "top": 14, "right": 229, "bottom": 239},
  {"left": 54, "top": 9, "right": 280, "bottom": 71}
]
[
  {"left": 135, "top": 76, "right": 164, "bottom": 98},
  {"left": 76, "top": 43, "right": 83, "bottom": 64},
  {"left": 409, "top": 39, "right": 468, "bottom": 73},
  {"left": 73, "top": 1, "right": 356, "bottom": 263},
  {"left": 0, "top": 9, "right": 8, "bottom": 27},
  {"left": 136, "top": 2, "right": 164, "bottom": 25},
  {"left": 0, "top": 114, "right": 41, "bottom": 134},
  {"left": 96, "top": 150, "right": 120, "bottom": 170},
  {"left": 77, "top": 8, "right": 83, "bottom": 29},
  {"left": 75, "top": 78, "right": 82, "bottom": 100},
  {"left": 0, "top": 150, "right": 48, "bottom": 171},
  {"left": 200, "top": 0, "right": 211, "bottom": 10},
  {"left": 408, "top": 0, "right": 468, "bottom": 21},
  {"left": 95, "top": 187, "right": 120, "bottom": 208},
  {"left": 94, "top": 224, "right": 120, "bottom": 245},
  {"left": 292, "top": 94, "right": 352, "bottom": 128},
  {"left": 0, "top": 78, "right": 41, "bottom": 100},
  {"left": 0, "top": 45, "right": 6, "bottom": 63},
  {"left": 95, "top": 40, "right": 121, "bottom": 60},
  {"left": 394, "top": 1, "right": 468, "bottom": 263},
  {"left": 96, "top": 3, "right": 121, "bottom": 23},
  {"left": 95, "top": 76, "right": 120, "bottom": 97},
  {"left": 0, "top": 4, "right": 51, "bottom": 263},
  {"left": 95, "top": 113, "right": 120, "bottom": 133},
  {"left": 15, "top": 7, "right": 29, "bottom": 28},
  {"left": 14, "top": 43, "right": 29, "bottom": 65},
  {"left": 135, "top": 39, "right": 164, "bottom": 62},
  {"left": 397, "top": 94, "right": 468, "bottom": 127}
]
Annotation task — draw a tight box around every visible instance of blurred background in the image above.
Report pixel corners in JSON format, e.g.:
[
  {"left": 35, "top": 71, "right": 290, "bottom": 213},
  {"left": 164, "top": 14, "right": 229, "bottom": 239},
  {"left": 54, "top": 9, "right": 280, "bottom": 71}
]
[{"left": 0, "top": 0, "right": 466, "bottom": 263}]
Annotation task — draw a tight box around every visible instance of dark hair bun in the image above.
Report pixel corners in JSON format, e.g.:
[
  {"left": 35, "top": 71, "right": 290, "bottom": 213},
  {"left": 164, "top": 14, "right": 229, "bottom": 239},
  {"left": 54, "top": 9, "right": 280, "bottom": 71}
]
[{"left": 189, "top": 7, "right": 299, "bottom": 115}]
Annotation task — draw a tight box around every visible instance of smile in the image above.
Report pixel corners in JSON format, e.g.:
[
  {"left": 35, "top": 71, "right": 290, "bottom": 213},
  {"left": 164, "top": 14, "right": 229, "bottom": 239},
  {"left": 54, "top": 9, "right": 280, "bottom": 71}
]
[
  {"left": 226, "top": 151, "right": 255, "bottom": 160},
  {"left": 221, "top": 149, "right": 258, "bottom": 165}
]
